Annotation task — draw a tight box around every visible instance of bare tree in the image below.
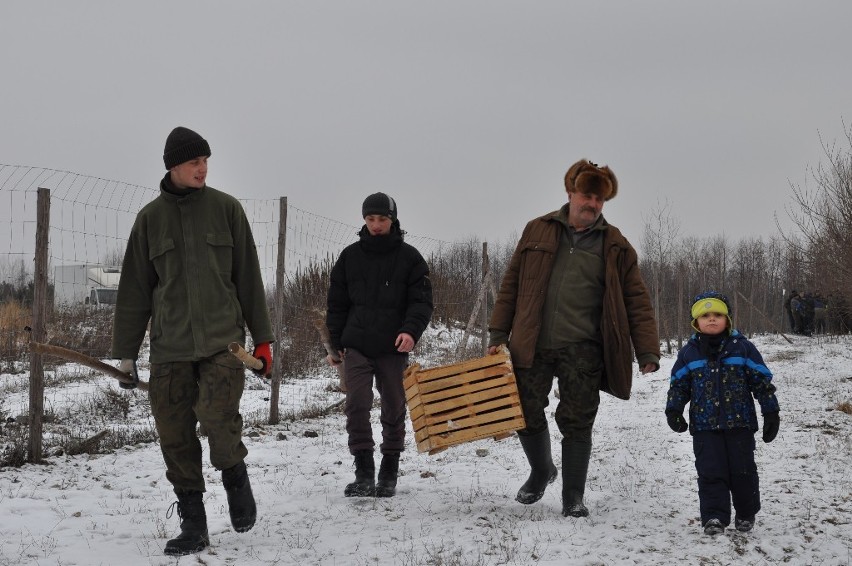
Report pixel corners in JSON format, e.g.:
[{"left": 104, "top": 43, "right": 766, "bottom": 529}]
[
  {"left": 641, "top": 198, "right": 680, "bottom": 352},
  {"left": 784, "top": 120, "right": 852, "bottom": 298}
]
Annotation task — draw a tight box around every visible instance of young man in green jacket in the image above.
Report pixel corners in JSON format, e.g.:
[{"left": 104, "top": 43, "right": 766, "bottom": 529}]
[{"left": 112, "top": 126, "right": 274, "bottom": 556}]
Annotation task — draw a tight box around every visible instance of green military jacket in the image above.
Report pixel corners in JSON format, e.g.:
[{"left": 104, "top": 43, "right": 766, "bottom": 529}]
[{"left": 111, "top": 184, "right": 274, "bottom": 363}]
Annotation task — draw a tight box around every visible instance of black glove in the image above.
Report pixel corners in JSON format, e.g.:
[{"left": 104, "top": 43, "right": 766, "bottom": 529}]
[
  {"left": 762, "top": 412, "right": 780, "bottom": 443},
  {"left": 117, "top": 358, "right": 139, "bottom": 390},
  {"left": 666, "top": 411, "right": 688, "bottom": 433}
]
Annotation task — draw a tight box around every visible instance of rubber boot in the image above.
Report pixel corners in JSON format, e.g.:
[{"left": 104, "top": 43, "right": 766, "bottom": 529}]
[
  {"left": 375, "top": 453, "right": 400, "bottom": 498},
  {"left": 164, "top": 490, "right": 210, "bottom": 556},
  {"left": 561, "top": 436, "right": 592, "bottom": 518},
  {"left": 344, "top": 450, "right": 375, "bottom": 497},
  {"left": 515, "top": 429, "right": 558, "bottom": 504},
  {"left": 222, "top": 461, "right": 257, "bottom": 532}
]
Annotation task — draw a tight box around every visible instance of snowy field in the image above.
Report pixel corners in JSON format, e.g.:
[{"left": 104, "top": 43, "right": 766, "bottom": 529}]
[{"left": 1, "top": 333, "right": 851, "bottom": 566}]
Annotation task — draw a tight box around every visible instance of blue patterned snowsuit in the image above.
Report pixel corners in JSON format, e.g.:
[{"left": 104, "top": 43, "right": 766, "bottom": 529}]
[{"left": 666, "top": 330, "right": 780, "bottom": 526}]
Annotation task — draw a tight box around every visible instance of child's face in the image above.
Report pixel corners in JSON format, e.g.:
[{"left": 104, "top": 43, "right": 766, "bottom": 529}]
[{"left": 696, "top": 311, "right": 728, "bottom": 335}]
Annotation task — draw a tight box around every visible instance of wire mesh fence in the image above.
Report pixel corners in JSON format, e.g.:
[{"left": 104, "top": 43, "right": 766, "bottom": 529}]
[{"left": 0, "top": 165, "right": 492, "bottom": 460}]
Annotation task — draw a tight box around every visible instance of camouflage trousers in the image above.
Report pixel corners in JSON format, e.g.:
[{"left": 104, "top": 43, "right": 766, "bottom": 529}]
[
  {"left": 149, "top": 350, "right": 248, "bottom": 492},
  {"left": 514, "top": 341, "right": 603, "bottom": 442}
]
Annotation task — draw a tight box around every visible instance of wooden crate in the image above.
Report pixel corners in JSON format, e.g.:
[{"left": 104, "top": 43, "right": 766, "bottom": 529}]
[{"left": 404, "top": 346, "right": 525, "bottom": 454}]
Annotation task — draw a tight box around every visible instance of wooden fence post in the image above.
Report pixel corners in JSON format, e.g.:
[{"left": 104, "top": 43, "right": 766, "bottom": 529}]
[
  {"left": 29, "top": 188, "right": 50, "bottom": 462},
  {"left": 481, "top": 242, "right": 489, "bottom": 356},
  {"left": 269, "top": 196, "right": 287, "bottom": 425}
]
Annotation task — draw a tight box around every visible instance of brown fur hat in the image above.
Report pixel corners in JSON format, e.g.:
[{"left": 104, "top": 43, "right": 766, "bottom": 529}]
[{"left": 564, "top": 159, "right": 618, "bottom": 201}]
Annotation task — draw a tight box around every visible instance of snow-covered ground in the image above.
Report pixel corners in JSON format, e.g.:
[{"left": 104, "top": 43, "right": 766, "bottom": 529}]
[{"left": 1, "top": 333, "right": 851, "bottom": 565}]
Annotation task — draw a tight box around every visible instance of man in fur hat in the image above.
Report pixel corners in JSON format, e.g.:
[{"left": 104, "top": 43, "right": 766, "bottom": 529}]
[{"left": 488, "top": 159, "right": 660, "bottom": 518}]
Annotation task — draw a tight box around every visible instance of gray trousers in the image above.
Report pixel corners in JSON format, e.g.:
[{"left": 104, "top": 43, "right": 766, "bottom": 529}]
[
  {"left": 343, "top": 348, "right": 409, "bottom": 455},
  {"left": 149, "top": 350, "right": 248, "bottom": 492}
]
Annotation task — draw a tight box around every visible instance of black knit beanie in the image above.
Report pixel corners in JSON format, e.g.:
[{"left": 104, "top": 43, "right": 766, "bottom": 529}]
[
  {"left": 362, "top": 192, "right": 398, "bottom": 221},
  {"left": 163, "top": 127, "right": 211, "bottom": 169}
]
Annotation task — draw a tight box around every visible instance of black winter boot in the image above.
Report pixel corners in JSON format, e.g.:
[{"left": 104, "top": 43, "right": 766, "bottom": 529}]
[
  {"left": 222, "top": 461, "right": 257, "bottom": 533},
  {"left": 561, "top": 436, "right": 592, "bottom": 518},
  {"left": 516, "top": 429, "right": 558, "bottom": 504},
  {"left": 375, "top": 453, "right": 400, "bottom": 498},
  {"left": 164, "top": 490, "right": 209, "bottom": 556},
  {"left": 344, "top": 450, "right": 375, "bottom": 497}
]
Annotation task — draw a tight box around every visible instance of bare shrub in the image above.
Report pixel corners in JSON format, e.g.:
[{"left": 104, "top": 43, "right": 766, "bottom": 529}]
[
  {"left": 74, "top": 387, "right": 133, "bottom": 422},
  {"left": 0, "top": 425, "right": 29, "bottom": 468},
  {"left": 55, "top": 424, "right": 159, "bottom": 456},
  {"left": 48, "top": 305, "right": 114, "bottom": 359},
  {"left": 276, "top": 258, "right": 336, "bottom": 378},
  {"left": 0, "top": 300, "right": 31, "bottom": 370}
]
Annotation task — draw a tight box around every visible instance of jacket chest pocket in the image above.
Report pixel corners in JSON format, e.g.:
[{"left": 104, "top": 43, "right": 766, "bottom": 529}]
[
  {"left": 207, "top": 232, "right": 234, "bottom": 275},
  {"left": 518, "top": 240, "right": 556, "bottom": 296},
  {"left": 149, "top": 238, "right": 177, "bottom": 281}
]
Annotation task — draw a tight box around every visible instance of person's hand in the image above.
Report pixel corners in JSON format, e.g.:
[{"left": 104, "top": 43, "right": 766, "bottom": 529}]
[
  {"left": 762, "top": 412, "right": 780, "bottom": 443},
  {"left": 117, "top": 358, "right": 139, "bottom": 390},
  {"left": 640, "top": 363, "right": 658, "bottom": 375},
  {"left": 252, "top": 342, "right": 272, "bottom": 377},
  {"left": 487, "top": 344, "right": 504, "bottom": 355},
  {"left": 666, "top": 411, "right": 688, "bottom": 433},
  {"left": 326, "top": 351, "right": 344, "bottom": 367},
  {"left": 395, "top": 333, "right": 415, "bottom": 353}
]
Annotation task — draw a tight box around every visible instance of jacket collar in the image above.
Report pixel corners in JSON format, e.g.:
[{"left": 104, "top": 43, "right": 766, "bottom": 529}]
[
  {"left": 358, "top": 224, "right": 403, "bottom": 253},
  {"left": 546, "top": 203, "right": 608, "bottom": 232},
  {"left": 159, "top": 173, "right": 207, "bottom": 203}
]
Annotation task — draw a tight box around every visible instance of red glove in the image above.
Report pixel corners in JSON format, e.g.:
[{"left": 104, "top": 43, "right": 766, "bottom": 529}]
[{"left": 252, "top": 342, "right": 272, "bottom": 377}]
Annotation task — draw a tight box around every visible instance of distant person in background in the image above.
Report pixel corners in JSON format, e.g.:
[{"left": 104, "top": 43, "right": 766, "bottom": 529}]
[
  {"left": 326, "top": 192, "right": 433, "bottom": 498},
  {"left": 812, "top": 292, "right": 827, "bottom": 334},
  {"left": 800, "top": 292, "right": 816, "bottom": 336},
  {"left": 112, "top": 126, "right": 274, "bottom": 556},
  {"left": 666, "top": 291, "right": 780, "bottom": 536},
  {"left": 783, "top": 289, "right": 796, "bottom": 332},
  {"left": 789, "top": 291, "right": 805, "bottom": 335},
  {"left": 488, "top": 159, "right": 660, "bottom": 518}
]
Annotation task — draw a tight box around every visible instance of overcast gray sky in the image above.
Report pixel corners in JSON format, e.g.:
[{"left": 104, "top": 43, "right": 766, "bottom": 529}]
[{"left": 3, "top": 1, "right": 851, "bottom": 250}]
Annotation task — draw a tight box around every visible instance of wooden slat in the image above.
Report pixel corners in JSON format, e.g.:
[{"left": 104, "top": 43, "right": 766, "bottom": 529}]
[
  {"left": 414, "top": 407, "right": 522, "bottom": 444},
  {"left": 408, "top": 402, "right": 425, "bottom": 426},
  {"left": 409, "top": 389, "right": 522, "bottom": 434},
  {"left": 409, "top": 385, "right": 520, "bottom": 431},
  {"left": 417, "top": 383, "right": 518, "bottom": 419},
  {"left": 405, "top": 382, "right": 423, "bottom": 407},
  {"left": 409, "top": 351, "right": 510, "bottom": 384},
  {"left": 412, "top": 364, "right": 512, "bottom": 396},
  {"left": 411, "top": 369, "right": 510, "bottom": 404},
  {"left": 405, "top": 363, "right": 510, "bottom": 401},
  {"left": 402, "top": 363, "right": 422, "bottom": 390},
  {"left": 419, "top": 374, "right": 514, "bottom": 405},
  {"left": 417, "top": 417, "right": 525, "bottom": 452},
  {"left": 423, "top": 394, "right": 520, "bottom": 427}
]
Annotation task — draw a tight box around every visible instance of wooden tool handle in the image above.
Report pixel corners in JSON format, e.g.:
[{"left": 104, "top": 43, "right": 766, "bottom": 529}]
[
  {"left": 29, "top": 341, "right": 149, "bottom": 391},
  {"left": 228, "top": 342, "right": 264, "bottom": 371},
  {"left": 311, "top": 310, "right": 346, "bottom": 391},
  {"left": 311, "top": 311, "right": 341, "bottom": 363}
]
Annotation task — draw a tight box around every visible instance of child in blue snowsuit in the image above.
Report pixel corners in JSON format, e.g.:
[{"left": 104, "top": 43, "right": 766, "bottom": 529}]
[{"left": 666, "top": 292, "right": 781, "bottom": 536}]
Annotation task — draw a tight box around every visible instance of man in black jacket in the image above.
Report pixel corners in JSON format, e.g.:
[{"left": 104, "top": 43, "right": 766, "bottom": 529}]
[{"left": 326, "top": 192, "right": 433, "bottom": 497}]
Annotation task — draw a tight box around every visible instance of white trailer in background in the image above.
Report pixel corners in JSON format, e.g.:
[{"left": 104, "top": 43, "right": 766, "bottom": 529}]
[{"left": 53, "top": 264, "right": 122, "bottom": 306}]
